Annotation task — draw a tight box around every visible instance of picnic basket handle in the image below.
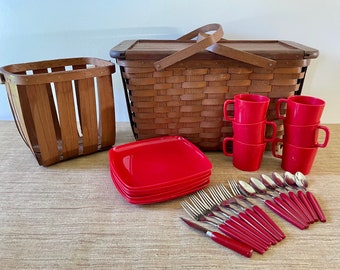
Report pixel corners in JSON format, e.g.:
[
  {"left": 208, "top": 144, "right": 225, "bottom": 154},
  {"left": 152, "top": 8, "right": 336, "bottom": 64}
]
[
  {"left": 153, "top": 23, "right": 224, "bottom": 71},
  {"left": 154, "top": 23, "right": 276, "bottom": 70}
]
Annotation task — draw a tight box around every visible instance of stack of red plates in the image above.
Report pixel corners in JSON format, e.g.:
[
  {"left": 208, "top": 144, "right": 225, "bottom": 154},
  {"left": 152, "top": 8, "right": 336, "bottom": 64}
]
[{"left": 109, "top": 136, "right": 212, "bottom": 204}]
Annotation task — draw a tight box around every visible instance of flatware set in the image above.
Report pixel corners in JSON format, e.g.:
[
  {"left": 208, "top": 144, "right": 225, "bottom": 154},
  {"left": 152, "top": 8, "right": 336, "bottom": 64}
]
[{"left": 181, "top": 171, "right": 326, "bottom": 257}]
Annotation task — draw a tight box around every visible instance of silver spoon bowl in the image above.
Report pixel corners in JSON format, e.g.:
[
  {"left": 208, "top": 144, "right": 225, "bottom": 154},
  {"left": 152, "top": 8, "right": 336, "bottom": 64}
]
[
  {"left": 295, "top": 172, "right": 326, "bottom": 222},
  {"left": 239, "top": 178, "right": 306, "bottom": 230}
]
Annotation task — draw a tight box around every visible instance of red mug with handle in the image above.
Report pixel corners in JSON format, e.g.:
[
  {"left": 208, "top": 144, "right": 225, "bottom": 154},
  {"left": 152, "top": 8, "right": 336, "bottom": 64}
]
[
  {"left": 283, "top": 121, "right": 330, "bottom": 148},
  {"left": 232, "top": 120, "right": 277, "bottom": 144},
  {"left": 276, "top": 95, "right": 325, "bottom": 125},
  {"left": 272, "top": 138, "right": 318, "bottom": 175},
  {"left": 223, "top": 137, "right": 266, "bottom": 171},
  {"left": 224, "top": 94, "right": 270, "bottom": 123}
]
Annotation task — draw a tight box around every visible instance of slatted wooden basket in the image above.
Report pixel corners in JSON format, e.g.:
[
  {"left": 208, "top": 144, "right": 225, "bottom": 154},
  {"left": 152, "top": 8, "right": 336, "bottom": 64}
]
[
  {"left": 0, "top": 57, "right": 116, "bottom": 166},
  {"left": 110, "top": 24, "right": 319, "bottom": 151}
]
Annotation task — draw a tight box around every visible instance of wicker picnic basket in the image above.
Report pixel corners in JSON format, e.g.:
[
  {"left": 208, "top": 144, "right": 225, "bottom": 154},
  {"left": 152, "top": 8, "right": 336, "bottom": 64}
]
[
  {"left": 111, "top": 23, "right": 319, "bottom": 150},
  {"left": 0, "top": 57, "right": 116, "bottom": 166}
]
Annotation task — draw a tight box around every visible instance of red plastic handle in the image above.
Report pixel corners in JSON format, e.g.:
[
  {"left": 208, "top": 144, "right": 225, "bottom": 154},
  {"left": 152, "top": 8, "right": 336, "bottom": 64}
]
[
  {"left": 222, "top": 137, "right": 233, "bottom": 156},
  {"left": 264, "top": 121, "right": 277, "bottom": 142},
  {"left": 243, "top": 208, "right": 281, "bottom": 243},
  {"left": 272, "top": 197, "right": 309, "bottom": 228},
  {"left": 208, "top": 231, "right": 253, "bottom": 258},
  {"left": 264, "top": 199, "right": 307, "bottom": 230},
  {"left": 271, "top": 138, "right": 283, "bottom": 159},
  {"left": 306, "top": 191, "right": 326, "bottom": 222},
  {"left": 297, "top": 190, "right": 319, "bottom": 222},
  {"left": 279, "top": 192, "right": 310, "bottom": 225},
  {"left": 223, "top": 99, "right": 235, "bottom": 121},
  {"left": 238, "top": 211, "right": 277, "bottom": 245},
  {"left": 219, "top": 223, "right": 266, "bottom": 254},
  {"left": 315, "top": 125, "right": 330, "bottom": 148},
  {"left": 288, "top": 191, "right": 315, "bottom": 224},
  {"left": 228, "top": 216, "right": 269, "bottom": 250},
  {"left": 252, "top": 205, "right": 285, "bottom": 240},
  {"left": 276, "top": 98, "right": 288, "bottom": 120}
]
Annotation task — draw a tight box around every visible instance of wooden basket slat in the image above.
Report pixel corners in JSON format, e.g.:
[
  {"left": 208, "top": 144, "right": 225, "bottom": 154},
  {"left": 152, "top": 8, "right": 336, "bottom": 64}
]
[
  {"left": 5, "top": 82, "right": 29, "bottom": 147},
  {"left": 25, "top": 84, "right": 60, "bottom": 166},
  {"left": 33, "top": 68, "right": 62, "bottom": 141},
  {"left": 54, "top": 80, "right": 79, "bottom": 159},
  {"left": 16, "top": 84, "right": 38, "bottom": 151},
  {"left": 97, "top": 75, "right": 115, "bottom": 148},
  {"left": 76, "top": 77, "right": 98, "bottom": 155}
]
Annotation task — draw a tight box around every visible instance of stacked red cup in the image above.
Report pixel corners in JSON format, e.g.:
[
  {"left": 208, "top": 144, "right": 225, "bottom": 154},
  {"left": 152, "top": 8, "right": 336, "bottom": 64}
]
[
  {"left": 272, "top": 95, "right": 330, "bottom": 174},
  {"left": 223, "top": 94, "right": 277, "bottom": 171}
]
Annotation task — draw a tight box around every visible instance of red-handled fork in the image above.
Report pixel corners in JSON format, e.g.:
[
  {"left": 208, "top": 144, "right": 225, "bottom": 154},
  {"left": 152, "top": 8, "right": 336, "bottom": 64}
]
[
  {"left": 180, "top": 200, "right": 267, "bottom": 254},
  {"left": 228, "top": 180, "right": 285, "bottom": 240},
  {"left": 206, "top": 185, "right": 279, "bottom": 245},
  {"left": 189, "top": 194, "right": 270, "bottom": 250}
]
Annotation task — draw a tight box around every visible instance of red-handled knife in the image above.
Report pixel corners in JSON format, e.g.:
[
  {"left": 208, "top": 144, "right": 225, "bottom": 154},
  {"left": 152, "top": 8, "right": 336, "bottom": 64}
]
[{"left": 180, "top": 217, "right": 253, "bottom": 258}]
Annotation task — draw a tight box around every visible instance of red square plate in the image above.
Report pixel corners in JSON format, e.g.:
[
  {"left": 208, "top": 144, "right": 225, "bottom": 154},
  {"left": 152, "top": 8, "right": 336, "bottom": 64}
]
[{"left": 109, "top": 136, "right": 212, "bottom": 191}]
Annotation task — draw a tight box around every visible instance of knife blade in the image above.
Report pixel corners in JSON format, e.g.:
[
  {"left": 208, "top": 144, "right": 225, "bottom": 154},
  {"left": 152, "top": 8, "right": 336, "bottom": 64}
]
[{"left": 180, "top": 217, "right": 253, "bottom": 258}]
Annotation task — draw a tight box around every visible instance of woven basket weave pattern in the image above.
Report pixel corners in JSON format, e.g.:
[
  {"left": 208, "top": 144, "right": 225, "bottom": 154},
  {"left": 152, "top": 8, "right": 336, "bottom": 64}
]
[{"left": 119, "top": 58, "right": 310, "bottom": 150}]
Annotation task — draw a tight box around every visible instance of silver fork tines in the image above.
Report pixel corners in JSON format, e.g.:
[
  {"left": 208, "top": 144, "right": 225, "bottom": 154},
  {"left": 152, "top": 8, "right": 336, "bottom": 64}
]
[
  {"left": 218, "top": 184, "right": 234, "bottom": 199},
  {"left": 208, "top": 186, "right": 225, "bottom": 204},
  {"left": 197, "top": 190, "right": 215, "bottom": 209},
  {"left": 189, "top": 194, "right": 208, "bottom": 214},
  {"left": 180, "top": 200, "right": 201, "bottom": 220},
  {"left": 228, "top": 179, "right": 241, "bottom": 196}
]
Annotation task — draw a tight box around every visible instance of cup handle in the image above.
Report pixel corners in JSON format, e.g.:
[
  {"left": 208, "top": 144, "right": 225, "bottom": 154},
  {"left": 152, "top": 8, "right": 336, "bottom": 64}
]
[
  {"left": 315, "top": 125, "right": 330, "bottom": 148},
  {"left": 223, "top": 100, "right": 235, "bottom": 121},
  {"left": 272, "top": 138, "right": 283, "bottom": 159},
  {"left": 223, "top": 137, "right": 233, "bottom": 156},
  {"left": 264, "top": 121, "right": 277, "bottom": 142},
  {"left": 276, "top": 98, "right": 288, "bottom": 120}
]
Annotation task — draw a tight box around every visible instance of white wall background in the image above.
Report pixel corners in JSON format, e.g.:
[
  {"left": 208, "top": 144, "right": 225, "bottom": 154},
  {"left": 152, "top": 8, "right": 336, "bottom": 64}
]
[{"left": 0, "top": 0, "right": 339, "bottom": 123}]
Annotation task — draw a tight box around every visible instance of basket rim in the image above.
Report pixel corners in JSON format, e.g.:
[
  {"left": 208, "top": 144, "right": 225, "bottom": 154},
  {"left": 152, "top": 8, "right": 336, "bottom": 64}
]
[
  {"left": 110, "top": 40, "right": 319, "bottom": 61},
  {"left": 0, "top": 57, "right": 115, "bottom": 85}
]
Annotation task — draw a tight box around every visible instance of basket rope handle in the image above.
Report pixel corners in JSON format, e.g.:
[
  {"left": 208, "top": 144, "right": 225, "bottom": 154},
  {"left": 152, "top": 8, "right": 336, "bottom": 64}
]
[
  {"left": 153, "top": 23, "right": 224, "bottom": 71},
  {"left": 154, "top": 23, "right": 276, "bottom": 70}
]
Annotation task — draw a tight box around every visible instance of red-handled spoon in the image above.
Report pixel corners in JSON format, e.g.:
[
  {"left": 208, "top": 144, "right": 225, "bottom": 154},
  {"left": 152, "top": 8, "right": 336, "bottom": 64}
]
[
  {"left": 295, "top": 172, "right": 326, "bottom": 222},
  {"left": 247, "top": 178, "right": 308, "bottom": 230},
  {"left": 260, "top": 174, "right": 310, "bottom": 225},
  {"left": 238, "top": 180, "right": 306, "bottom": 230},
  {"left": 281, "top": 171, "right": 315, "bottom": 224}
]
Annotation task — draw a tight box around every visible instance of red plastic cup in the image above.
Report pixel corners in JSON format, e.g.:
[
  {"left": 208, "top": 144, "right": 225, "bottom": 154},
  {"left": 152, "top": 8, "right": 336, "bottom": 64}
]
[
  {"left": 272, "top": 138, "right": 318, "bottom": 175},
  {"left": 223, "top": 137, "right": 266, "bottom": 171},
  {"left": 224, "top": 94, "right": 270, "bottom": 123},
  {"left": 232, "top": 120, "right": 277, "bottom": 144},
  {"left": 276, "top": 95, "right": 325, "bottom": 125},
  {"left": 283, "top": 121, "right": 330, "bottom": 148}
]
